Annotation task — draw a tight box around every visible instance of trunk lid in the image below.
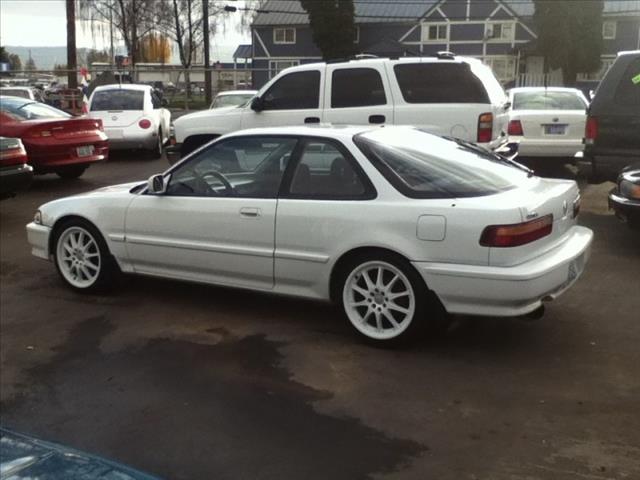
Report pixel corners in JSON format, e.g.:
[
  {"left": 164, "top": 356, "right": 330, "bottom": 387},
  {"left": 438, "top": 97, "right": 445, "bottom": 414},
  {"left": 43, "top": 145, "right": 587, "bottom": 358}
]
[
  {"left": 24, "top": 118, "right": 102, "bottom": 139},
  {"left": 89, "top": 110, "right": 144, "bottom": 128},
  {"left": 513, "top": 110, "right": 586, "bottom": 140}
]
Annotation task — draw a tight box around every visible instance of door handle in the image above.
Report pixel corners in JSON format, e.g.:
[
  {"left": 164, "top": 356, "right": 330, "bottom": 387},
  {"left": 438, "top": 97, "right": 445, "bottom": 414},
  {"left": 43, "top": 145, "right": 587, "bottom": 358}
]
[
  {"left": 369, "top": 115, "right": 386, "bottom": 124},
  {"left": 240, "top": 207, "right": 260, "bottom": 217},
  {"left": 304, "top": 117, "right": 320, "bottom": 124}
]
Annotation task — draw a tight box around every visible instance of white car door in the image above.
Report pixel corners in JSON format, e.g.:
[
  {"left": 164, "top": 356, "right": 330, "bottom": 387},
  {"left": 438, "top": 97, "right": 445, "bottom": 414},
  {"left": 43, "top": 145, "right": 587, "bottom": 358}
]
[
  {"left": 323, "top": 65, "right": 394, "bottom": 126},
  {"left": 124, "top": 135, "right": 298, "bottom": 289},
  {"left": 240, "top": 68, "right": 325, "bottom": 129}
]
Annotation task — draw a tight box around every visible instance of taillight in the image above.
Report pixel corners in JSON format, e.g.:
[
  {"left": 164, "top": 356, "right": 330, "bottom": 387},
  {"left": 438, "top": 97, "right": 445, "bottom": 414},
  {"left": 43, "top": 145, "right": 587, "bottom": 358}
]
[
  {"left": 477, "top": 112, "right": 493, "bottom": 143},
  {"left": 138, "top": 119, "right": 152, "bottom": 129},
  {"left": 507, "top": 120, "right": 523, "bottom": 136},
  {"left": 480, "top": 215, "right": 553, "bottom": 248},
  {"left": 30, "top": 130, "right": 52, "bottom": 138},
  {"left": 585, "top": 116, "right": 598, "bottom": 144}
]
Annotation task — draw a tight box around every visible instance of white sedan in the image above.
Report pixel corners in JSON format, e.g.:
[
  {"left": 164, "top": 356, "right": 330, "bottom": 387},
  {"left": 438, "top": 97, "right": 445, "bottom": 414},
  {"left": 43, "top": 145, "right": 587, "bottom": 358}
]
[
  {"left": 506, "top": 87, "right": 588, "bottom": 161},
  {"left": 87, "top": 84, "right": 171, "bottom": 158},
  {"left": 26, "top": 126, "right": 592, "bottom": 344},
  {"left": 210, "top": 90, "right": 257, "bottom": 109}
]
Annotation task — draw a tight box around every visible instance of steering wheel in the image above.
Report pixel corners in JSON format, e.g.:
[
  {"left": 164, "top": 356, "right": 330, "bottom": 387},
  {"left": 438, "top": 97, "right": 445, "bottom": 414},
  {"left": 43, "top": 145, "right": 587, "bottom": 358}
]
[{"left": 199, "top": 170, "right": 235, "bottom": 196}]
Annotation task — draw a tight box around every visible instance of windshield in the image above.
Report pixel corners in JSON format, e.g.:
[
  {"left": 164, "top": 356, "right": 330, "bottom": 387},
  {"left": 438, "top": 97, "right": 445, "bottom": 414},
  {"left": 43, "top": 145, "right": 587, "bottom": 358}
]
[
  {"left": 354, "top": 128, "right": 527, "bottom": 198},
  {"left": 0, "top": 97, "right": 70, "bottom": 120},
  {"left": 91, "top": 89, "right": 145, "bottom": 111},
  {"left": 211, "top": 94, "right": 254, "bottom": 109},
  {"left": 512, "top": 91, "right": 587, "bottom": 110}
]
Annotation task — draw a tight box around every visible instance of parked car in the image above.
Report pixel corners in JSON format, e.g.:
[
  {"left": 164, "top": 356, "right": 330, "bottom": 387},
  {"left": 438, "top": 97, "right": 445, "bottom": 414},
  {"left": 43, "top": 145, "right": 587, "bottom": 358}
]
[
  {"left": 210, "top": 90, "right": 258, "bottom": 109},
  {"left": 26, "top": 125, "right": 592, "bottom": 344},
  {"left": 506, "top": 87, "right": 588, "bottom": 164},
  {"left": 608, "top": 165, "right": 640, "bottom": 229},
  {"left": 0, "top": 96, "right": 108, "bottom": 179},
  {"left": 0, "top": 136, "right": 33, "bottom": 199},
  {"left": 87, "top": 84, "right": 171, "bottom": 158},
  {"left": 578, "top": 50, "right": 640, "bottom": 183},
  {"left": 0, "top": 428, "right": 160, "bottom": 479},
  {"left": 0, "top": 86, "right": 44, "bottom": 102},
  {"left": 167, "top": 53, "right": 509, "bottom": 162}
]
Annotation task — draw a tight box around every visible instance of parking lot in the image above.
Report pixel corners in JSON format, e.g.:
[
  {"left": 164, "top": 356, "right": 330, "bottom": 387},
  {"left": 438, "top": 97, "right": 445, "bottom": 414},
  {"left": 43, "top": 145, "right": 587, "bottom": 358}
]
[{"left": 1, "top": 152, "right": 639, "bottom": 479}]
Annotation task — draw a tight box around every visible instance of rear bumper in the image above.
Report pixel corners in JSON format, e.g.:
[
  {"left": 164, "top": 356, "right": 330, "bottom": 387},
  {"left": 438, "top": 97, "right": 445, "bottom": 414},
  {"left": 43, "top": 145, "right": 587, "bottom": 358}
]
[
  {"left": 413, "top": 226, "right": 593, "bottom": 317},
  {"left": 0, "top": 164, "right": 33, "bottom": 197},
  {"left": 513, "top": 138, "right": 583, "bottom": 158},
  {"left": 105, "top": 128, "right": 157, "bottom": 150},
  {"left": 26, "top": 222, "right": 52, "bottom": 260}
]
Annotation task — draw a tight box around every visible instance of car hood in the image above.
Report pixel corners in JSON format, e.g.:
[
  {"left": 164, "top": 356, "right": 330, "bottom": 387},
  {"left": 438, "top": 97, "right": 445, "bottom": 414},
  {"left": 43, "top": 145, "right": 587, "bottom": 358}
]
[
  {"left": 174, "top": 106, "right": 239, "bottom": 124},
  {"left": 0, "top": 428, "right": 160, "bottom": 479}
]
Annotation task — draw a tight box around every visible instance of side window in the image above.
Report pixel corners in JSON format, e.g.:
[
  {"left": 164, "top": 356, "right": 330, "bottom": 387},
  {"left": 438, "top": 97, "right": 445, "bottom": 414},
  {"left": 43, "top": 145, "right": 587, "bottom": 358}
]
[
  {"left": 287, "top": 140, "right": 371, "bottom": 199},
  {"left": 393, "top": 63, "right": 490, "bottom": 104},
  {"left": 262, "top": 71, "right": 320, "bottom": 110},
  {"left": 331, "top": 68, "right": 387, "bottom": 108},
  {"left": 614, "top": 58, "right": 640, "bottom": 106},
  {"left": 166, "top": 136, "right": 298, "bottom": 198}
]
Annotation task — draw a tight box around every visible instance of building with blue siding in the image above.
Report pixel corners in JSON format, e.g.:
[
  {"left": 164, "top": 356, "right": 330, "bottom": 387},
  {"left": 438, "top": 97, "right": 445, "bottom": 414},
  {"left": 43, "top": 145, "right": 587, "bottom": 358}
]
[{"left": 250, "top": 0, "right": 640, "bottom": 88}]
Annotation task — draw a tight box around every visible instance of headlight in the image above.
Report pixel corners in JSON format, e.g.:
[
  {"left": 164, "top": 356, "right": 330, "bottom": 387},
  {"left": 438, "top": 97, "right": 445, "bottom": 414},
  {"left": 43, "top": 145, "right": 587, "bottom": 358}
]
[
  {"left": 33, "top": 210, "right": 42, "bottom": 224},
  {"left": 620, "top": 179, "right": 640, "bottom": 200}
]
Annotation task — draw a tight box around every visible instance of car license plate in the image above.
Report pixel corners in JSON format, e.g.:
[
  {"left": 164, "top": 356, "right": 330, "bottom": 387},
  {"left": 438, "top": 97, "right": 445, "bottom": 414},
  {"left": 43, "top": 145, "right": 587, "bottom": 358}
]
[
  {"left": 76, "top": 145, "right": 94, "bottom": 157},
  {"left": 544, "top": 124, "right": 567, "bottom": 135},
  {"left": 107, "top": 129, "right": 124, "bottom": 139}
]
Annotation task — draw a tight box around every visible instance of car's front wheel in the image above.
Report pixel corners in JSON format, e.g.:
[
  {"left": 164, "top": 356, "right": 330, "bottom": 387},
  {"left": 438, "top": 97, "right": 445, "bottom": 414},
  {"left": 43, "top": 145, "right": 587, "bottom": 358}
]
[
  {"left": 53, "top": 220, "right": 117, "bottom": 292},
  {"left": 340, "top": 253, "right": 439, "bottom": 345}
]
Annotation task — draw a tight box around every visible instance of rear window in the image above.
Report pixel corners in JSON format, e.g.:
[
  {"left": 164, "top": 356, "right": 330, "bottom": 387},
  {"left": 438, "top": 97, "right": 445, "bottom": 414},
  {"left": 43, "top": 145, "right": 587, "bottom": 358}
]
[
  {"left": 393, "top": 63, "right": 489, "bottom": 104},
  {"left": 354, "top": 128, "right": 525, "bottom": 198},
  {"left": 513, "top": 91, "right": 586, "bottom": 110},
  {"left": 90, "top": 89, "right": 145, "bottom": 111},
  {"left": 614, "top": 58, "right": 640, "bottom": 106},
  {"left": 0, "top": 97, "right": 70, "bottom": 120},
  {"left": 0, "top": 89, "right": 31, "bottom": 99}
]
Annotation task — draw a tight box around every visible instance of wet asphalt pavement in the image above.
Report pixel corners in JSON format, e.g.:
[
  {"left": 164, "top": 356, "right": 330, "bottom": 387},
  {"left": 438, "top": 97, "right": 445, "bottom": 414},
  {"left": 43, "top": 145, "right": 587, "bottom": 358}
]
[{"left": 1, "top": 153, "right": 639, "bottom": 480}]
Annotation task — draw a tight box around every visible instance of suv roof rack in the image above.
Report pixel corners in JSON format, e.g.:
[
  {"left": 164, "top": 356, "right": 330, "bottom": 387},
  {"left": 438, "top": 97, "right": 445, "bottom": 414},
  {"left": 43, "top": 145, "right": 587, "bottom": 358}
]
[
  {"left": 431, "top": 51, "right": 456, "bottom": 60},
  {"left": 326, "top": 53, "right": 380, "bottom": 64}
]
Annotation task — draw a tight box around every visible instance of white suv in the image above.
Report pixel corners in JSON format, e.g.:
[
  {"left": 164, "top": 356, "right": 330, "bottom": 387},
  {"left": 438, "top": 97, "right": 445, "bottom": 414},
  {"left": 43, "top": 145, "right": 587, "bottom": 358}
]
[{"left": 169, "top": 53, "right": 509, "bottom": 162}]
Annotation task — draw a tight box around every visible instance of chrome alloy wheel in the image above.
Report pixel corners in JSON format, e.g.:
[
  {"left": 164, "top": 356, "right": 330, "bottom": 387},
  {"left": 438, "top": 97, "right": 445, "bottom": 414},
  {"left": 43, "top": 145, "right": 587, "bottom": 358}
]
[
  {"left": 343, "top": 261, "right": 416, "bottom": 340},
  {"left": 56, "top": 226, "right": 101, "bottom": 288}
]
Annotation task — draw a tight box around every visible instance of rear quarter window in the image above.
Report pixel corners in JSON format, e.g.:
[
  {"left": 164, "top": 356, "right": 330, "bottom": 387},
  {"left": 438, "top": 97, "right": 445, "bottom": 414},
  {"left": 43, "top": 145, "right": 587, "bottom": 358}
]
[
  {"left": 614, "top": 58, "right": 640, "bottom": 106},
  {"left": 393, "top": 63, "right": 490, "bottom": 104}
]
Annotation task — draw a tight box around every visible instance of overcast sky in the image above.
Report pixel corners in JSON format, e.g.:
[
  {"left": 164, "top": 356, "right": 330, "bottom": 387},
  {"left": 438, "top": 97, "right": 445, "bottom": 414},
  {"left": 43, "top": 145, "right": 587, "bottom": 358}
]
[{"left": 0, "top": 0, "right": 251, "bottom": 60}]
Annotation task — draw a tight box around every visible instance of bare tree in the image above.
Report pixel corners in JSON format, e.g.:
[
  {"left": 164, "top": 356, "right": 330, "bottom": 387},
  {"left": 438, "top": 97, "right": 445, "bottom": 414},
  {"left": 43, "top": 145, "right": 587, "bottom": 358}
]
[{"left": 78, "top": 0, "right": 166, "bottom": 66}]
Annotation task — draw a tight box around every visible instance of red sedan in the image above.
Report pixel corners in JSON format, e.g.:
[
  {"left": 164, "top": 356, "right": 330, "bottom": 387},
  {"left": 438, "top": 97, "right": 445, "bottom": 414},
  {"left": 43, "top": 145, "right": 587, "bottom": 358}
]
[{"left": 0, "top": 96, "right": 108, "bottom": 179}]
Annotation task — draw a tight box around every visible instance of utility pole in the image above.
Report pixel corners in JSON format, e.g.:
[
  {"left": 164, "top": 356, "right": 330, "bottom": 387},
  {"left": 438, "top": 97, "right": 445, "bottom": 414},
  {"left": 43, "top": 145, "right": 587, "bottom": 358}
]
[
  {"left": 203, "top": 0, "right": 212, "bottom": 105},
  {"left": 66, "top": 0, "right": 78, "bottom": 88},
  {"left": 110, "top": 5, "right": 115, "bottom": 66}
]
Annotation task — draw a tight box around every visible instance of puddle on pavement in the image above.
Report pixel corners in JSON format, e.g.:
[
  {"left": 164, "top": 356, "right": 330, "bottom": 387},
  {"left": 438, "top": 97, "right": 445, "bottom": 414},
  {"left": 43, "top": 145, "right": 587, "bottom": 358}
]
[{"left": 1, "top": 316, "right": 424, "bottom": 480}]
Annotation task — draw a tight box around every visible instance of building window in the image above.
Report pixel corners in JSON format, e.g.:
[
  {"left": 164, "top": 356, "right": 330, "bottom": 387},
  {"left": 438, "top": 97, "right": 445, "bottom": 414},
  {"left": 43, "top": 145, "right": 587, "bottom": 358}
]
[
  {"left": 483, "top": 56, "right": 517, "bottom": 83},
  {"left": 273, "top": 28, "right": 296, "bottom": 44},
  {"left": 354, "top": 26, "right": 360, "bottom": 44},
  {"left": 602, "top": 21, "right": 616, "bottom": 40},
  {"left": 486, "top": 22, "right": 514, "bottom": 42},
  {"left": 269, "top": 60, "right": 300, "bottom": 79},
  {"left": 421, "top": 23, "right": 448, "bottom": 43}
]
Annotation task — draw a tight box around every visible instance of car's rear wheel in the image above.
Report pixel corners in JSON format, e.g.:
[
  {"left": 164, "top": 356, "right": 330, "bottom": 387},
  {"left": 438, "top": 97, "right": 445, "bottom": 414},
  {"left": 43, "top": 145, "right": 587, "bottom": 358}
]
[
  {"left": 53, "top": 220, "right": 117, "bottom": 292},
  {"left": 56, "top": 165, "right": 87, "bottom": 179},
  {"left": 150, "top": 129, "right": 163, "bottom": 159},
  {"left": 339, "top": 253, "right": 438, "bottom": 345}
]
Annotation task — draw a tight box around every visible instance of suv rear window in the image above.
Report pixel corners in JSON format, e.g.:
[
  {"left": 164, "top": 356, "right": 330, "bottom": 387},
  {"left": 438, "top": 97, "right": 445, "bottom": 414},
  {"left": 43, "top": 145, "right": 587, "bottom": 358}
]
[
  {"left": 90, "top": 90, "right": 145, "bottom": 111},
  {"left": 614, "top": 58, "right": 640, "bottom": 106},
  {"left": 354, "top": 128, "right": 524, "bottom": 198},
  {"left": 513, "top": 91, "right": 586, "bottom": 110},
  {"left": 393, "top": 63, "right": 489, "bottom": 104}
]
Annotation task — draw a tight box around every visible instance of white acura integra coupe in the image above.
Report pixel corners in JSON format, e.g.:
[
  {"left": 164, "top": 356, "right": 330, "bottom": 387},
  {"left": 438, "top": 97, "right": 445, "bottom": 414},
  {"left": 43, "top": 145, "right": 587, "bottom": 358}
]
[{"left": 26, "top": 126, "right": 592, "bottom": 344}]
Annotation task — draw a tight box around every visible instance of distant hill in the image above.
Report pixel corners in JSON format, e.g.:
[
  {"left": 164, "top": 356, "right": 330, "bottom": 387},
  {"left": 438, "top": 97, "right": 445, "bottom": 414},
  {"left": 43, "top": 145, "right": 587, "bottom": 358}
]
[{"left": 3, "top": 46, "right": 93, "bottom": 70}]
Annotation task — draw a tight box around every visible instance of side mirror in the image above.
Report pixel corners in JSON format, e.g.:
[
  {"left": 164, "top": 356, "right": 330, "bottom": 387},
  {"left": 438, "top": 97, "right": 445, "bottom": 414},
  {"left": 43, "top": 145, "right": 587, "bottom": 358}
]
[
  {"left": 250, "top": 96, "right": 264, "bottom": 112},
  {"left": 147, "top": 173, "right": 167, "bottom": 195},
  {"left": 588, "top": 90, "right": 595, "bottom": 101},
  {"left": 161, "top": 98, "right": 169, "bottom": 108},
  {"left": 503, "top": 101, "right": 512, "bottom": 111}
]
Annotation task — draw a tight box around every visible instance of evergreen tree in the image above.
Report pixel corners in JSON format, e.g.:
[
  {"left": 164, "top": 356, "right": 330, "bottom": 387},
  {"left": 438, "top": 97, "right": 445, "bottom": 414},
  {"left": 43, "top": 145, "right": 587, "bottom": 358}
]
[{"left": 300, "top": 0, "right": 357, "bottom": 61}]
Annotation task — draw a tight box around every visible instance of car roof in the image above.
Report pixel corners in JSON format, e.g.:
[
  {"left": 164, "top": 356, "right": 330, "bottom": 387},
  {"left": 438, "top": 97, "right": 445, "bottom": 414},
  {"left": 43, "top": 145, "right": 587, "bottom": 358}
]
[
  {"left": 223, "top": 124, "right": 417, "bottom": 141},
  {"left": 217, "top": 90, "right": 257, "bottom": 96},
  {"left": 508, "top": 87, "right": 583, "bottom": 94},
  {"left": 93, "top": 83, "right": 151, "bottom": 92}
]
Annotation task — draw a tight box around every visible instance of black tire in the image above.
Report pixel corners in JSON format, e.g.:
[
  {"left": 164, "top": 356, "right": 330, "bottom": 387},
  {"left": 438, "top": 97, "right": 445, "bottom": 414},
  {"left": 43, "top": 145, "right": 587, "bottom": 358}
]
[
  {"left": 336, "top": 251, "right": 447, "bottom": 346},
  {"left": 149, "top": 128, "right": 163, "bottom": 159},
  {"left": 52, "top": 218, "right": 119, "bottom": 293},
  {"left": 56, "top": 165, "right": 88, "bottom": 179}
]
